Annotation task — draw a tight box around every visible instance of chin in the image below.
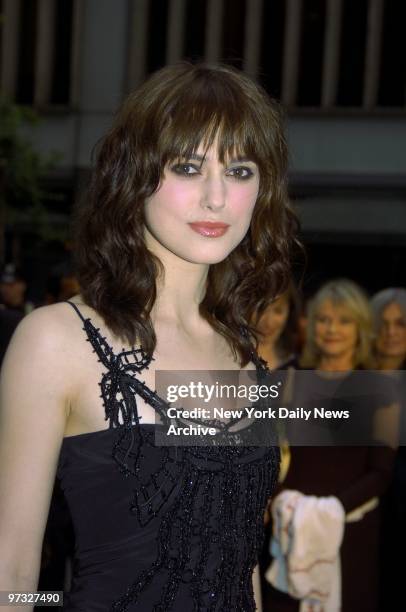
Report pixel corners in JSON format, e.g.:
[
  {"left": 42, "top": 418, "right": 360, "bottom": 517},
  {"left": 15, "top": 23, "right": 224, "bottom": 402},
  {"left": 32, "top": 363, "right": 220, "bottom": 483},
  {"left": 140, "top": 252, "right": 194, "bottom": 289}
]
[
  {"left": 384, "top": 349, "right": 406, "bottom": 358},
  {"left": 175, "top": 245, "right": 240, "bottom": 265},
  {"left": 185, "top": 253, "right": 233, "bottom": 265},
  {"left": 321, "top": 347, "right": 347, "bottom": 358}
]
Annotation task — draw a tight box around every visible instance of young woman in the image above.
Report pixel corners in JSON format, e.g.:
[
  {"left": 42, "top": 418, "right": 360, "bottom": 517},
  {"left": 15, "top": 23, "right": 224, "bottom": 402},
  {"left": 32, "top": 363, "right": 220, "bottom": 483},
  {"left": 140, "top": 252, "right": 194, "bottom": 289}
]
[
  {"left": 256, "top": 283, "right": 300, "bottom": 370},
  {"left": 0, "top": 63, "right": 298, "bottom": 612},
  {"left": 266, "top": 279, "right": 398, "bottom": 612},
  {"left": 255, "top": 285, "right": 301, "bottom": 604}
]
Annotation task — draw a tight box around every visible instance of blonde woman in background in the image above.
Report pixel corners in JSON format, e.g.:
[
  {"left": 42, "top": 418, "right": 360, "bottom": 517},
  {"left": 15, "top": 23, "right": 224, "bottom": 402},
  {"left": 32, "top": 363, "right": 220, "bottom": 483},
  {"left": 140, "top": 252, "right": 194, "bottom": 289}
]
[
  {"left": 265, "top": 279, "right": 398, "bottom": 612},
  {"left": 301, "top": 279, "right": 373, "bottom": 371}
]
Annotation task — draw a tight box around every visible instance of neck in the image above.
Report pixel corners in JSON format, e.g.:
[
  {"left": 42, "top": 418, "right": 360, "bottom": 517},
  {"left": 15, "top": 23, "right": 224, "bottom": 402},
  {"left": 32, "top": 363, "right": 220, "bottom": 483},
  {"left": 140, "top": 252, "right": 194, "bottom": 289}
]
[
  {"left": 146, "top": 230, "right": 209, "bottom": 328},
  {"left": 318, "top": 354, "right": 354, "bottom": 372},
  {"left": 376, "top": 354, "right": 405, "bottom": 371},
  {"left": 258, "top": 340, "right": 281, "bottom": 369}
]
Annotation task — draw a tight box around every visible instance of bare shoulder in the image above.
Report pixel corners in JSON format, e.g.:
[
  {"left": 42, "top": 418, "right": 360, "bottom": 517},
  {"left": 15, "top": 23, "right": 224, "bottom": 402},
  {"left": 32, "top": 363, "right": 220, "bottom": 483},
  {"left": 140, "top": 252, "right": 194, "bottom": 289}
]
[
  {"left": 5, "top": 302, "right": 76, "bottom": 353},
  {"left": 1, "top": 301, "right": 86, "bottom": 391}
]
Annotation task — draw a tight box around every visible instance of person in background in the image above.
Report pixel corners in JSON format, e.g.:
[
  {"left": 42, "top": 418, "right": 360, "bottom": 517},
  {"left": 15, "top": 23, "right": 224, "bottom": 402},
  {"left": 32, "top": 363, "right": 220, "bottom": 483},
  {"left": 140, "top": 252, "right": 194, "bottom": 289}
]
[
  {"left": 371, "top": 287, "right": 406, "bottom": 611},
  {"left": 372, "top": 288, "right": 406, "bottom": 372},
  {"left": 256, "top": 282, "right": 301, "bottom": 370},
  {"left": 0, "top": 265, "right": 28, "bottom": 366},
  {"left": 0, "top": 264, "right": 33, "bottom": 315},
  {"left": 265, "top": 279, "right": 398, "bottom": 612},
  {"left": 256, "top": 284, "right": 301, "bottom": 609}
]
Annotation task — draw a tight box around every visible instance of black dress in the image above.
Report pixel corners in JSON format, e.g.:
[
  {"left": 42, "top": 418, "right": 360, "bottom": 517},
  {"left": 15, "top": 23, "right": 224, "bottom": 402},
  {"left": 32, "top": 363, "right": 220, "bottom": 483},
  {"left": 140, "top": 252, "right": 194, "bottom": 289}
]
[{"left": 57, "top": 302, "right": 280, "bottom": 611}]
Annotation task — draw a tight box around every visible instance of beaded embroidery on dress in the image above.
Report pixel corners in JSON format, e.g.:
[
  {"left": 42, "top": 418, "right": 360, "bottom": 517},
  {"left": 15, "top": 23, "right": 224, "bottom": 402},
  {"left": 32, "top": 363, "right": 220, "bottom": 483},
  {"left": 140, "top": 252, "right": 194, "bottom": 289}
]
[{"left": 58, "top": 302, "right": 280, "bottom": 612}]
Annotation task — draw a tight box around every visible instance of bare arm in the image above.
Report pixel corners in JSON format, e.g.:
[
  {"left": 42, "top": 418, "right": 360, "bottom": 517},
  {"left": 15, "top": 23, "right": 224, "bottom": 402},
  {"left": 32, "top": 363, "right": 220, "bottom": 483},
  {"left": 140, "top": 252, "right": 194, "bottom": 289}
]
[{"left": 0, "top": 307, "right": 71, "bottom": 611}]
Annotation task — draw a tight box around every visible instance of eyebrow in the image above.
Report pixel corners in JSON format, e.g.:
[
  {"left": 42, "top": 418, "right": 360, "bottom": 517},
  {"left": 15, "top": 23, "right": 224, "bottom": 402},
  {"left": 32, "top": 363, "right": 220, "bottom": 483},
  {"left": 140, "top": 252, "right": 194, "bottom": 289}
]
[{"left": 182, "top": 154, "right": 255, "bottom": 164}]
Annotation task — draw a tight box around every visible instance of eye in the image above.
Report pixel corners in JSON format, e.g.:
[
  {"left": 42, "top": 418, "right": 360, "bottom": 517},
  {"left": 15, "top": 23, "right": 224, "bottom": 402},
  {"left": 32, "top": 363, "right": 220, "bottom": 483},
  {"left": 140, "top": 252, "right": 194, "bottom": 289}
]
[
  {"left": 226, "top": 166, "right": 254, "bottom": 180},
  {"left": 170, "top": 163, "right": 201, "bottom": 177}
]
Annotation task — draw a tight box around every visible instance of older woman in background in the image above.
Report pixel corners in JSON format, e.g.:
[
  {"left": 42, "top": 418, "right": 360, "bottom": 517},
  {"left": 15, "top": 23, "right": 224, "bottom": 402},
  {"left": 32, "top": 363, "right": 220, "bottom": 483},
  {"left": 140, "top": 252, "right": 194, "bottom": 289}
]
[
  {"left": 265, "top": 279, "right": 398, "bottom": 612},
  {"left": 371, "top": 288, "right": 406, "bottom": 611},
  {"left": 372, "top": 288, "right": 406, "bottom": 371}
]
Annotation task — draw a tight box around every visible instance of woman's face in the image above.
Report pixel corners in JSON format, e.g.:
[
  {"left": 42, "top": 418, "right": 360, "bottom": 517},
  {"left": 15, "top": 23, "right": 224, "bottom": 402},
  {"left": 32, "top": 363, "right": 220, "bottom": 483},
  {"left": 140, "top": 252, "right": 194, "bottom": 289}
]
[
  {"left": 143, "top": 141, "right": 260, "bottom": 265},
  {"left": 375, "top": 302, "right": 406, "bottom": 360},
  {"left": 314, "top": 299, "right": 358, "bottom": 362},
  {"left": 257, "top": 294, "right": 290, "bottom": 345}
]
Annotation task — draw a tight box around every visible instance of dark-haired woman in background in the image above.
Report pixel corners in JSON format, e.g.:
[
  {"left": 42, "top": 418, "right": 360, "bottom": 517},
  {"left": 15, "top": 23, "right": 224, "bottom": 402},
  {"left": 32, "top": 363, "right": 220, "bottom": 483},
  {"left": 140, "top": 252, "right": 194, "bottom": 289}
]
[
  {"left": 0, "top": 63, "right": 299, "bottom": 611},
  {"left": 265, "top": 279, "right": 398, "bottom": 612},
  {"left": 256, "top": 283, "right": 301, "bottom": 371},
  {"left": 256, "top": 284, "right": 301, "bottom": 611},
  {"left": 371, "top": 288, "right": 406, "bottom": 611}
]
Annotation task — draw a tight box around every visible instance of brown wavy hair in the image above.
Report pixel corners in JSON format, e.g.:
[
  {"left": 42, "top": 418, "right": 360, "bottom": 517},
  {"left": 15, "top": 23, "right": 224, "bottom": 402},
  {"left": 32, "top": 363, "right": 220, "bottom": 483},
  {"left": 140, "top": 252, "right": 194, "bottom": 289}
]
[{"left": 74, "top": 62, "right": 300, "bottom": 366}]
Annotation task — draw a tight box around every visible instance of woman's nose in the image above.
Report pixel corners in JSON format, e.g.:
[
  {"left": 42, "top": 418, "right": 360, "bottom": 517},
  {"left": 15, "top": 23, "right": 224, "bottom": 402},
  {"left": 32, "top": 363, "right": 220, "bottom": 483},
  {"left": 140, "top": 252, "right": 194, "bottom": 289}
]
[
  {"left": 200, "top": 174, "right": 226, "bottom": 211},
  {"left": 387, "top": 323, "right": 397, "bottom": 337},
  {"left": 382, "top": 321, "right": 394, "bottom": 337},
  {"left": 327, "top": 320, "right": 337, "bottom": 332}
]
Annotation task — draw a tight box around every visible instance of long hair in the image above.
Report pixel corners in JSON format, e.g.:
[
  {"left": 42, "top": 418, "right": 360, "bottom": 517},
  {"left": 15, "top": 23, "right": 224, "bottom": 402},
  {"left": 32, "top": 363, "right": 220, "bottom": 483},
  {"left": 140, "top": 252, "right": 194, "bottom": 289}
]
[
  {"left": 74, "top": 62, "right": 300, "bottom": 365},
  {"left": 254, "top": 281, "right": 302, "bottom": 359},
  {"left": 371, "top": 287, "right": 406, "bottom": 368},
  {"left": 275, "top": 282, "right": 301, "bottom": 358},
  {"left": 301, "top": 279, "right": 373, "bottom": 369}
]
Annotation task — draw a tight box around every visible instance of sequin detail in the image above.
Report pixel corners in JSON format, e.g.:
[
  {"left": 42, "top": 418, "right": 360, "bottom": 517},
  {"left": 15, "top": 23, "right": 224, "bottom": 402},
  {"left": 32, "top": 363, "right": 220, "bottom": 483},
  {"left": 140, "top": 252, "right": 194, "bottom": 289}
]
[{"left": 66, "top": 302, "right": 280, "bottom": 612}]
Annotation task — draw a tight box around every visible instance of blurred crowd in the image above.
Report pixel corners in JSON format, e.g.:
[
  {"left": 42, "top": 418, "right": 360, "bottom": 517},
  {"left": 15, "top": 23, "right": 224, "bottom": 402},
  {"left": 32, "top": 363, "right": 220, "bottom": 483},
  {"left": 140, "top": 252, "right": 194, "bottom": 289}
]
[
  {"left": 0, "top": 266, "right": 405, "bottom": 612},
  {"left": 256, "top": 279, "right": 406, "bottom": 612}
]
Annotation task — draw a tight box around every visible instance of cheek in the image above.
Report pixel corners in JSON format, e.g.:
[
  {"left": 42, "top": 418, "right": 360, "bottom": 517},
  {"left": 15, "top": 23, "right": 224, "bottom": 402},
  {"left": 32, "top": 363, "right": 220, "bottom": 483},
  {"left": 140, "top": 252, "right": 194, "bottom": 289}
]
[
  {"left": 347, "top": 327, "right": 359, "bottom": 348},
  {"left": 273, "top": 314, "right": 287, "bottom": 331},
  {"left": 314, "top": 323, "right": 323, "bottom": 338},
  {"left": 229, "top": 184, "right": 259, "bottom": 217},
  {"left": 280, "top": 311, "right": 289, "bottom": 329},
  {"left": 147, "top": 183, "right": 192, "bottom": 218}
]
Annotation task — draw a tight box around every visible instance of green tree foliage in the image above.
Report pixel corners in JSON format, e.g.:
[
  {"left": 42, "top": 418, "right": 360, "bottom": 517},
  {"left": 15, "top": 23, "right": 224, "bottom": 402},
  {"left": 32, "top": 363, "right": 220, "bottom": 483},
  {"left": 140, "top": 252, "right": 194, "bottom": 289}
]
[{"left": 0, "top": 98, "right": 65, "bottom": 249}]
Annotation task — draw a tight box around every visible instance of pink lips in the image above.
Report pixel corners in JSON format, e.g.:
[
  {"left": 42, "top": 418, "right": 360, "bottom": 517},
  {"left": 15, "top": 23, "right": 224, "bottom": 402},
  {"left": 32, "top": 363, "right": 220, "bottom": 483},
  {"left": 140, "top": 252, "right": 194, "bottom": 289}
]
[{"left": 188, "top": 221, "right": 230, "bottom": 237}]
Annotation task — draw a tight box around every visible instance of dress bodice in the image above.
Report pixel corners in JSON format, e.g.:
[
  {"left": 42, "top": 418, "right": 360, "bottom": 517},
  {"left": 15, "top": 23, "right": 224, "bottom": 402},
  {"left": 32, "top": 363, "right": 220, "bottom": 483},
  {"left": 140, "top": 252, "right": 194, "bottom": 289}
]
[{"left": 57, "top": 302, "right": 280, "bottom": 611}]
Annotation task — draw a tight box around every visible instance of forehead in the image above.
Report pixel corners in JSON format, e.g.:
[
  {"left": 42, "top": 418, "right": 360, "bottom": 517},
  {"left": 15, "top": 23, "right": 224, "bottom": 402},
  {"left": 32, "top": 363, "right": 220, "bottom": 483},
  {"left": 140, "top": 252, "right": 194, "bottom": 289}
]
[
  {"left": 382, "top": 302, "right": 405, "bottom": 320},
  {"left": 317, "top": 299, "right": 354, "bottom": 317}
]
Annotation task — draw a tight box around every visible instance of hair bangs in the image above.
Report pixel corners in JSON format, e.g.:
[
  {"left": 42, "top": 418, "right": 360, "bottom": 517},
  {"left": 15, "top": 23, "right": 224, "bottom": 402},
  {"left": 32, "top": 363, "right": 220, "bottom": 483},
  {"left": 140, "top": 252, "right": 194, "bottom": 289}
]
[{"left": 155, "top": 75, "right": 265, "bottom": 169}]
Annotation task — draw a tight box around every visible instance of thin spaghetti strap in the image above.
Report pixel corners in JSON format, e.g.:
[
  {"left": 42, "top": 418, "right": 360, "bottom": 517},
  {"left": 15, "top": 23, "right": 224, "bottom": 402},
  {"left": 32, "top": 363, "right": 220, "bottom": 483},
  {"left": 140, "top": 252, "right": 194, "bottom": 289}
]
[
  {"left": 65, "top": 300, "right": 116, "bottom": 368},
  {"left": 66, "top": 300, "right": 87, "bottom": 323}
]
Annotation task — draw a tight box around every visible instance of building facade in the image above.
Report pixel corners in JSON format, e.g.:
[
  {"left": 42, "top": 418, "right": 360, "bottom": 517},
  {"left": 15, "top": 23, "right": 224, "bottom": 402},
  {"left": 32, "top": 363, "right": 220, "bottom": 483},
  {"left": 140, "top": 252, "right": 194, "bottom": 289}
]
[{"left": 1, "top": 0, "right": 405, "bottom": 290}]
